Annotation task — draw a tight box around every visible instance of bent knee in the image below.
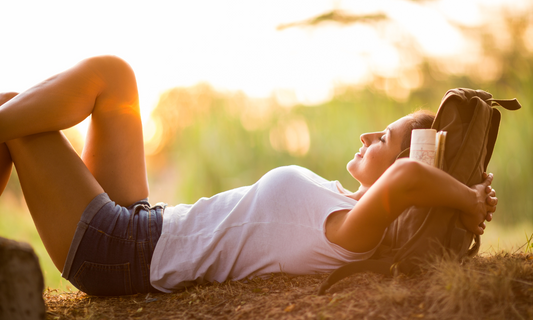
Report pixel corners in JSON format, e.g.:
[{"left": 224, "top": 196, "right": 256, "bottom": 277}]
[
  {"left": 80, "top": 56, "right": 139, "bottom": 109},
  {"left": 83, "top": 55, "right": 132, "bottom": 70},
  {"left": 82, "top": 55, "right": 136, "bottom": 83}
]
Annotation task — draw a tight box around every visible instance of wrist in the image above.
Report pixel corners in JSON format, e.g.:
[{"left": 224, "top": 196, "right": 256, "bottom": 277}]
[{"left": 463, "top": 187, "right": 478, "bottom": 215}]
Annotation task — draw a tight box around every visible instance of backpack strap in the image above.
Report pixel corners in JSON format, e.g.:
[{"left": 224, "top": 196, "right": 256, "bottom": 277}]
[
  {"left": 484, "top": 97, "right": 523, "bottom": 169},
  {"left": 443, "top": 89, "right": 521, "bottom": 111},
  {"left": 393, "top": 93, "right": 522, "bottom": 162},
  {"left": 317, "top": 259, "right": 392, "bottom": 295},
  {"left": 487, "top": 98, "right": 522, "bottom": 110},
  {"left": 441, "top": 90, "right": 521, "bottom": 172},
  {"left": 485, "top": 109, "right": 501, "bottom": 171},
  {"left": 316, "top": 88, "right": 522, "bottom": 295},
  {"left": 446, "top": 89, "right": 522, "bottom": 110}
]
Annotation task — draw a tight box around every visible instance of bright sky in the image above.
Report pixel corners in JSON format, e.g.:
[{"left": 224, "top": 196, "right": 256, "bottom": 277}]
[{"left": 0, "top": 0, "right": 528, "bottom": 125}]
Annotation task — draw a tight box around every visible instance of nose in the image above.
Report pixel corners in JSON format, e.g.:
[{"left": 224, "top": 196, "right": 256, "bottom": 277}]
[
  {"left": 360, "top": 132, "right": 371, "bottom": 147},
  {"left": 360, "top": 131, "right": 382, "bottom": 147}
]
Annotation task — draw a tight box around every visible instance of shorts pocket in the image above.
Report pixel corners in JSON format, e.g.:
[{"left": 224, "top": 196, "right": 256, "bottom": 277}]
[{"left": 73, "top": 261, "right": 133, "bottom": 296}]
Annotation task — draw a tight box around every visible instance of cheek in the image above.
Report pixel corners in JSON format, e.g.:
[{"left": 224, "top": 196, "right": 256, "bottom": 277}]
[
  {"left": 365, "top": 152, "right": 390, "bottom": 175},
  {"left": 364, "top": 152, "right": 380, "bottom": 167}
]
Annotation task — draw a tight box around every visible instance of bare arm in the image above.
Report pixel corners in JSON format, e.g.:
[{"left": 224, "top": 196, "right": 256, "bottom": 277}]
[{"left": 330, "top": 159, "right": 497, "bottom": 253}]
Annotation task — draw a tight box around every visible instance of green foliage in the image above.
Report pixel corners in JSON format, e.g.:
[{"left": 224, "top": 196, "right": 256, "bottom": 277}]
[
  {"left": 148, "top": 86, "right": 416, "bottom": 204},
  {"left": 148, "top": 49, "right": 533, "bottom": 225}
]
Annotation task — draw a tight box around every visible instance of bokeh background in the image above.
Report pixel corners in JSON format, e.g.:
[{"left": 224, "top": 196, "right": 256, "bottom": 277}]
[{"left": 1, "top": 0, "right": 532, "bottom": 291}]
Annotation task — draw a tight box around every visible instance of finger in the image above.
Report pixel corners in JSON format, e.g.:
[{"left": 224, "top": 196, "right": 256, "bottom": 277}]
[
  {"left": 486, "top": 200, "right": 497, "bottom": 210},
  {"left": 483, "top": 173, "right": 494, "bottom": 186},
  {"left": 482, "top": 172, "right": 488, "bottom": 180},
  {"left": 480, "top": 222, "right": 486, "bottom": 229},
  {"left": 486, "top": 205, "right": 497, "bottom": 216},
  {"left": 485, "top": 185, "right": 492, "bottom": 193}
]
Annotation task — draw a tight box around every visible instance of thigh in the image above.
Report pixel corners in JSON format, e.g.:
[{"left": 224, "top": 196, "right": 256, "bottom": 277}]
[
  {"left": 66, "top": 198, "right": 165, "bottom": 296},
  {"left": 7, "top": 131, "right": 104, "bottom": 271},
  {"left": 81, "top": 56, "right": 148, "bottom": 207},
  {"left": 0, "top": 56, "right": 149, "bottom": 206},
  {"left": 0, "top": 142, "right": 12, "bottom": 195},
  {"left": 0, "top": 93, "right": 17, "bottom": 195}
]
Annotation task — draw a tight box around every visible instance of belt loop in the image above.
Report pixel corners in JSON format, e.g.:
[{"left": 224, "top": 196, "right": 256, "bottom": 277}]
[
  {"left": 128, "top": 204, "right": 147, "bottom": 239},
  {"left": 151, "top": 202, "right": 167, "bottom": 210},
  {"left": 148, "top": 203, "right": 166, "bottom": 249}
]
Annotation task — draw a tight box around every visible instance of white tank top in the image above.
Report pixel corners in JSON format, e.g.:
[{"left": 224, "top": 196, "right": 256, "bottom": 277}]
[{"left": 150, "top": 165, "right": 381, "bottom": 292}]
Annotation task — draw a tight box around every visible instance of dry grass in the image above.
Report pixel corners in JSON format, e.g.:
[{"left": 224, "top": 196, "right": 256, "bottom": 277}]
[{"left": 45, "top": 252, "right": 533, "bottom": 320}]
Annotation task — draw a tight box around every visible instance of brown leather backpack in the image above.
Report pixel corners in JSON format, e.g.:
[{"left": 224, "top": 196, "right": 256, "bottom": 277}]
[{"left": 318, "top": 88, "right": 522, "bottom": 295}]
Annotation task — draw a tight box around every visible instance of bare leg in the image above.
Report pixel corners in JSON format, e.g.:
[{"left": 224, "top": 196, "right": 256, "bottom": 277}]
[
  {"left": 0, "top": 55, "right": 148, "bottom": 205},
  {"left": 7, "top": 132, "right": 103, "bottom": 271},
  {"left": 0, "top": 93, "right": 16, "bottom": 195},
  {"left": 1, "top": 56, "right": 149, "bottom": 271},
  {"left": 0, "top": 143, "right": 11, "bottom": 195},
  {"left": 81, "top": 57, "right": 148, "bottom": 206}
]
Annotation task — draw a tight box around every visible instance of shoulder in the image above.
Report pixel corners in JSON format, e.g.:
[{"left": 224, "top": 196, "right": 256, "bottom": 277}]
[
  {"left": 390, "top": 158, "right": 425, "bottom": 172},
  {"left": 379, "top": 159, "right": 427, "bottom": 186}
]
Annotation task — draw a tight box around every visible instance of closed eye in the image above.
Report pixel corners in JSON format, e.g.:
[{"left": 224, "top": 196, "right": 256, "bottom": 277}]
[{"left": 381, "top": 127, "right": 391, "bottom": 143}]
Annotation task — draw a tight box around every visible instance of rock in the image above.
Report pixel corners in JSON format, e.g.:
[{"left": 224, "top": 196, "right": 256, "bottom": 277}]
[{"left": 0, "top": 236, "right": 45, "bottom": 320}]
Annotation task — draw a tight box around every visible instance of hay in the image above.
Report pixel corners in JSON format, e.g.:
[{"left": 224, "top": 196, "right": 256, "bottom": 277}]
[{"left": 44, "top": 253, "right": 533, "bottom": 319}]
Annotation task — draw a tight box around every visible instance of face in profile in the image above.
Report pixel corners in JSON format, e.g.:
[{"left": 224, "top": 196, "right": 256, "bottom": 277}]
[{"left": 347, "top": 116, "right": 412, "bottom": 188}]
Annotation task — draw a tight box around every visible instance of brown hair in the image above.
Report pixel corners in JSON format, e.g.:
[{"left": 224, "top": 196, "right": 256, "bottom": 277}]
[{"left": 401, "top": 110, "right": 436, "bottom": 151}]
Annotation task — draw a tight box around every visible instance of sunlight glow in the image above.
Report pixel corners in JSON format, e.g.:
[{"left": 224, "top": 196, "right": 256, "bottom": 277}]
[
  {"left": 0, "top": 0, "right": 529, "bottom": 149},
  {"left": 269, "top": 117, "right": 311, "bottom": 157},
  {"left": 524, "top": 25, "right": 533, "bottom": 53}
]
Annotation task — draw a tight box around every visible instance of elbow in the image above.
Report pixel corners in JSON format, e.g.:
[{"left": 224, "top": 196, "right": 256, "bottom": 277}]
[
  {"left": 366, "top": 159, "right": 428, "bottom": 222},
  {"left": 386, "top": 159, "right": 426, "bottom": 194}
]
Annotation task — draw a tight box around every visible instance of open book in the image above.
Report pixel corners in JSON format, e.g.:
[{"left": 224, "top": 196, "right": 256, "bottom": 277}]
[{"left": 434, "top": 131, "right": 446, "bottom": 169}]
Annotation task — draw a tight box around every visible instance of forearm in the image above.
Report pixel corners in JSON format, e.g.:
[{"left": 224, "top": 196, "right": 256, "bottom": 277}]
[
  {"left": 335, "top": 159, "right": 491, "bottom": 252},
  {"left": 351, "top": 159, "right": 477, "bottom": 233},
  {"left": 378, "top": 158, "right": 493, "bottom": 237},
  {"left": 393, "top": 159, "right": 476, "bottom": 214}
]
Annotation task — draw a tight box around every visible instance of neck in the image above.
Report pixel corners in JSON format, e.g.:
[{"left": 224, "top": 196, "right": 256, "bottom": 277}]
[{"left": 349, "top": 185, "right": 369, "bottom": 201}]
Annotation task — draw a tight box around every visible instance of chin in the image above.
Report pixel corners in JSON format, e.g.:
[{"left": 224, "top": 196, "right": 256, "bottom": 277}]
[{"left": 346, "top": 160, "right": 359, "bottom": 181}]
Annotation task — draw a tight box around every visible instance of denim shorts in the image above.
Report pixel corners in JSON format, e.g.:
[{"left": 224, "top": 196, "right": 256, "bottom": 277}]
[{"left": 61, "top": 193, "right": 166, "bottom": 296}]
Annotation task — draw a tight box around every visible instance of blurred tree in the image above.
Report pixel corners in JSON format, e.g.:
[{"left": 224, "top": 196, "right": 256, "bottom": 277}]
[
  {"left": 147, "top": 2, "right": 533, "bottom": 225},
  {"left": 277, "top": 10, "right": 387, "bottom": 30}
]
